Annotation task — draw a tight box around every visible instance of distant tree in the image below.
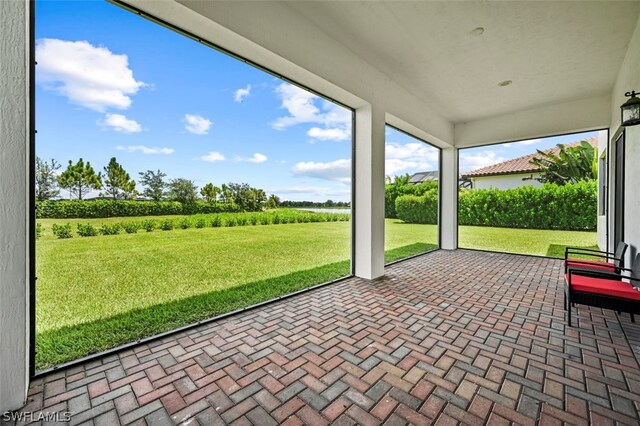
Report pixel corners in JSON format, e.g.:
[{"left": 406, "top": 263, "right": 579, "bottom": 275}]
[
  {"left": 527, "top": 141, "right": 597, "bottom": 185},
  {"left": 103, "top": 157, "right": 136, "bottom": 199},
  {"left": 168, "top": 178, "right": 198, "bottom": 204},
  {"left": 138, "top": 169, "right": 167, "bottom": 201},
  {"left": 200, "top": 183, "right": 221, "bottom": 203},
  {"left": 224, "top": 182, "right": 267, "bottom": 211},
  {"left": 385, "top": 173, "right": 411, "bottom": 185},
  {"left": 35, "top": 157, "right": 61, "bottom": 201},
  {"left": 58, "top": 158, "right": 102, "bottom": 200},
  {"left": 266, "top": 194, "right": 281, "bottom": 209},
  {"left": 219, "top": 183, "right": 234, "bottom": 204}
]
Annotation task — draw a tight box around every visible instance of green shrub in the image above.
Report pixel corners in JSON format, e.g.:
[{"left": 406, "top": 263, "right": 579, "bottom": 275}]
[
  {"left": 225, "top": 217, "right": 237, "bottom": 227},
  {"left": 178, "top": 218, "right": 191, "bottom": 229},
  {"left": 36, "top": 223, "right": 43, "bottom": 239},
  {"left": 77, "top": 223, "right": 99, "bottom": 237},
  {"left": 195, "top": 218, "right": 206, "bottom": 228},
  {"left": 52, "top": 223, "right": 73, "bottom": 239},
  {"left": 395, "top": 190, "right": 438, "bottom": 225},
  {"left": 35, "top": 200, "right": 243, "bottom": 219},
  {"left": 123, "top": 222, "right": 141, "bottom": 234},
  {"left": 142, "top": 220, "right": 156, "bottom": 232},
  {"left": 259, "top": 215, "right": 271, "bottom": 225},
  {"left": 395, "top": 181, "right": 597, "bottom": 231},
  {"left": 160, "top": 219, "right": 174, "bottom": 231},
  {"left": 210, "top": 216, "right": 222, "bottom": 227},
  {"left": 386, "top": 180, "right": 438, "bottom": 218},
  {"left": 99, "top": 224, "right": 121, "bottom": 235}
]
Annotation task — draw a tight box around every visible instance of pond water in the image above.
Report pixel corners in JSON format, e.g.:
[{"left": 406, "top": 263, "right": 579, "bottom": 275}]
[{"left": 297, "top": 208, "right": 351, "bottom": 214}]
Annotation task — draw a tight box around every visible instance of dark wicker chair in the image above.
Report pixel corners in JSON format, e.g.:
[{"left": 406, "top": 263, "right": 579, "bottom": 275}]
[
  {"left": 564, "top": 241, "right": 628, "bottom": 273},
  {"left": 564, "top": 253, "right": 640, "bottom": 327}
]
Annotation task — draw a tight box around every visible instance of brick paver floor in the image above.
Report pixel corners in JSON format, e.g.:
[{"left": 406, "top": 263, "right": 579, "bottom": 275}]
[{"left": 14, "top": 250, "right": 640, "bottom": 425}]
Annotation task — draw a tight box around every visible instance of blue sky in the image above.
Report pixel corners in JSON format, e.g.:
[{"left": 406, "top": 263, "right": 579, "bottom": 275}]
[{"left": 36, "top": 1, "right": 596, "bottom": 201}]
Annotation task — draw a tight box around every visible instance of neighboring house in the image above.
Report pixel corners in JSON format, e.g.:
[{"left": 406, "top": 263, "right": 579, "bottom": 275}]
[
  {"left": 407, "top": 170, "right": 473, "bottom": 188},
  {"left": 462, "top": 137, "right": 597, "bottom": 190},
  {"left": 408, "top": 170, "right": 439, "bottom": 183}
]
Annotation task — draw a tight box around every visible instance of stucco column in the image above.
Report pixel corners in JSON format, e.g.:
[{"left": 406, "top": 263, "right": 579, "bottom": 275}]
[
  {"left": 0, "top": 0, "right": 30, "bottom": 412},
  {"left": 440, "top": 147, "right": 458, "bottom": 250},
  {"left": 354, "top": 104, "right": 385, "bottom": 279}
]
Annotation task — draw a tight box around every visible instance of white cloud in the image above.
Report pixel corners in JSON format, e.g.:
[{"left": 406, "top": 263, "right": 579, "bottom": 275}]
[
  {"left": 292, "top": 159, "right": 351, "bottom": 183},
  {"left": 236, "top": 153, "right": 268, "bottom": 163},
  {"left": 184, "top": 114, "right": 212, "bottom": 135},
  {"left": 234, "top": 84, "right": 252, "bottom": 102},
  {"left": 99, "top": 113, "right": 142, "bottom": 133},
  {"left": 307, "top": 127, "right": 350, "bottom": 141},
  {"left": 117, "top": 145, "right": 174, "bottom": 155},
  {"left": 201, "top": 151, "right": 226, "bottom": 162},
  {"left": 503, "top": 138, "right": 541, "bottom": 148},
  {"left": 36, "top": 38, "right": 145, "bottom": 112},
  {"left": 385, "top": 159, "right": 420, "bottom": 176},
  {"left": 385, "top": 141, "right": 439, "bottom": 176},
  {"left": 459, "top": 150, "right": 506, "bottom": 172},
  {"left": 272, "top": 83, "right": 351, "bottom": 141}
]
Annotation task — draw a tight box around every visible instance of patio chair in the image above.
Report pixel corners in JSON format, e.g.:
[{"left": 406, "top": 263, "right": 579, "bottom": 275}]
[
  {"left": 564, "top": 242, "right": 628, "bottom": 273},
  {"left": 564, "top": 253, "right": 640, "bottom": 327}
]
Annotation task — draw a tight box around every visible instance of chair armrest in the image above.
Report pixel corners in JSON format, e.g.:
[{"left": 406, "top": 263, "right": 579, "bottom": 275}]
[
  {"left": 565, "top": 247, "right": 614, "bottom": 255},
  {"left": 565, "top": 247, "right": 616, "bottom": 261},
  {"left": 567, "top": 266, "right": 640, "bottom": 285}
]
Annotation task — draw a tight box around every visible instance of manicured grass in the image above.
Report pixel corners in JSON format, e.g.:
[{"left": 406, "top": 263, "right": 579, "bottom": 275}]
[
  {"left": 36, "top": 219, "right": 436, "bottom": 369},
  {"left": 385, "top": 218, "right": 438, "bottom": 263},
  {"left": 459, "top": 225, "right": 598, "bottom": 257},
  {"left": 36, "top": 216, "right": 594, "bottom": 369}
]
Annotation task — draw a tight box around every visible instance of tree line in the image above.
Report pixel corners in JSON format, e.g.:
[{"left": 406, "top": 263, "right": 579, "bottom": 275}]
[{"left": 35, "top": 157, "right": 280, "bottom": 209}]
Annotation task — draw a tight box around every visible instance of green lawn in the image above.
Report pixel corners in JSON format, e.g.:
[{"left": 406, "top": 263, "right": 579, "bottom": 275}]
[
  {"left": 35, "top": 215, "right": 595, "bottom": 369},
  {"left": 36, "top": 218, "right": 436, "bottom": 369},
  {"left": 458, "top": 225, "right": 598, "bottom": 257}
]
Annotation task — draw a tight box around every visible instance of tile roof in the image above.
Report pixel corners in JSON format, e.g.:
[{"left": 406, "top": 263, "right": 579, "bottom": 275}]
[{"left": 462, "top": 137, "right": 597, "bottom": 178}]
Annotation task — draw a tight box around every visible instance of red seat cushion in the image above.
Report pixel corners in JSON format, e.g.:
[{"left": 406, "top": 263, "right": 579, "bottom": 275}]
[
  {"left": 565, "top": 274, "right": 640, "bottom": 300},
  {"left": 566, "top": 259, "right": 616, "bottom": 271}
]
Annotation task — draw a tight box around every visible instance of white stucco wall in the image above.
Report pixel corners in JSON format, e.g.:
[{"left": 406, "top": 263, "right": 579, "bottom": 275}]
[
  {"left": 0, "top": 0, "right": 29, "bottom": 413},
  {"left": 440, "top": 148, "right": 458, "bottom": 250},
  {"left": 611, "top": 14, "right": 640, "bottom": 265},
  {"left": 470, "top": 173, "right": 542, "bottom": 190}
]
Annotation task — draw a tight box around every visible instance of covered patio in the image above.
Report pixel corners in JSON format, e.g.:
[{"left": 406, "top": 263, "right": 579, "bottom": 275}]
[
  {"left": 3, "top": 0, "right": 640, "bottom": 423},
  {"left": 17, "top": 250, "right": 640, "bottom": 425}
]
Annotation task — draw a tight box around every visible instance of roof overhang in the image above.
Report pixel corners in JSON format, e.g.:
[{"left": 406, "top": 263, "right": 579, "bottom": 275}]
[{"left": 122, "top": 0, "right": 640, "bottom": 147}]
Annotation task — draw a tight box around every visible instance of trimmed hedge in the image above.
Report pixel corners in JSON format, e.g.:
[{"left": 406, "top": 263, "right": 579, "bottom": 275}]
[
  {"left": 396, "top": 180, "right": 596, "bottom": 231},
  {"left": 36, "top": 200, "right": 242, "bottom": 219},
  {"left": 395, "top": 190, "right": 438, "bottom": 225},
  {"left": 45, "top": 210, "right": 351, "bottom": 239},
  {"left": 385, "top": 180, "right": 438, "bottom": 219}
]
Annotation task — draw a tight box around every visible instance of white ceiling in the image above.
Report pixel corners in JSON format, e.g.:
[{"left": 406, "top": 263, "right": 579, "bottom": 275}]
[{"left": 285, "top": 1, "right": 640, "bottom": 124}]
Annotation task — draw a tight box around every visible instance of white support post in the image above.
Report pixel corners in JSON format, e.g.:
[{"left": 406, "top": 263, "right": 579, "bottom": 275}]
[
  {"left": 440, "top": 147, "right": 458, "bottom": 250},
  {"left": 354, "top": 104, "right": 385, "bottom": 279},
  {"left": 0, "top": 0, "right": 30, "bottom": 412}
]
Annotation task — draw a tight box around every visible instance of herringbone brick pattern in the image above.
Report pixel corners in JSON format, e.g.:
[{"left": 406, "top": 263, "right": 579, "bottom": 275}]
[{"left": 13, "top": 250, "right": 640, "bottom": 425}]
